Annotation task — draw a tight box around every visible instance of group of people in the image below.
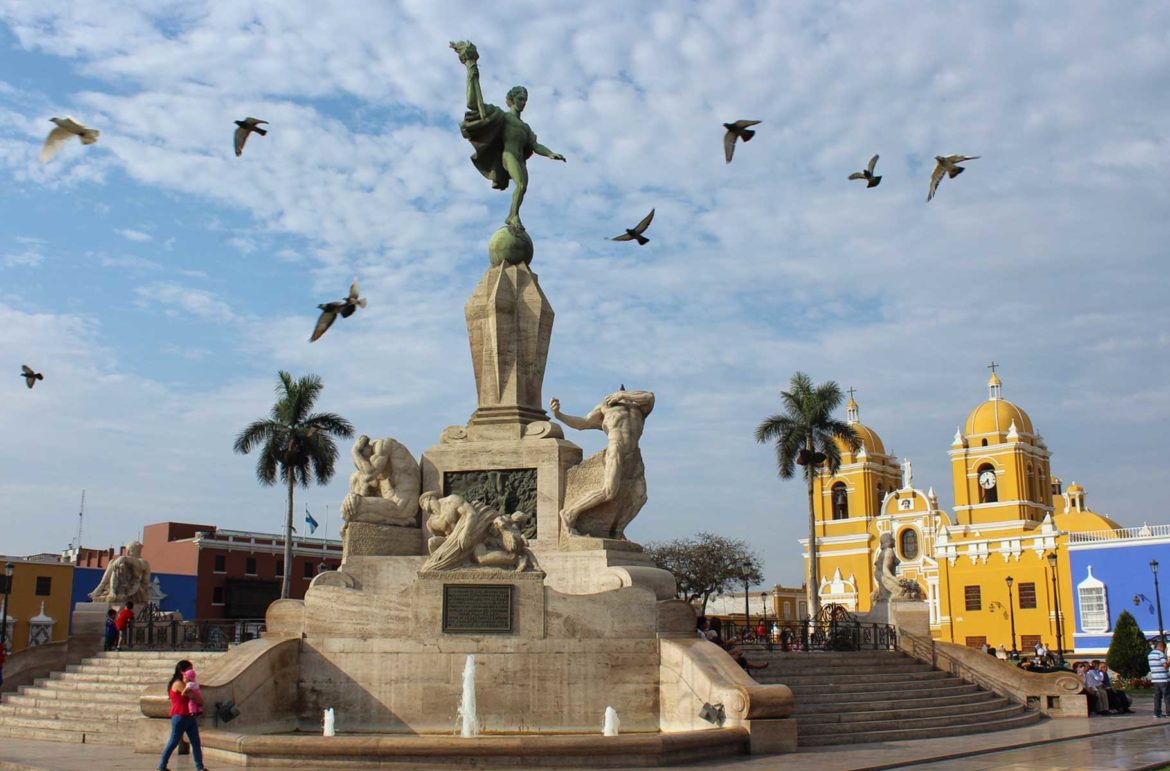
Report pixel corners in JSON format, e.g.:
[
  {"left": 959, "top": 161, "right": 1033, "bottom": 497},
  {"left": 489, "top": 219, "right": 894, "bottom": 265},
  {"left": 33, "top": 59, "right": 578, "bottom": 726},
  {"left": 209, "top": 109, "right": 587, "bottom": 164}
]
[
  {"left": 1074, "top": 659, "right": 1134, "bottom": 716},
  {"left": 104, "top": 601, "right": 136, "bottom": 651},
  {"left": 696, "top": 617, "right": 770, "bottom": 673}
]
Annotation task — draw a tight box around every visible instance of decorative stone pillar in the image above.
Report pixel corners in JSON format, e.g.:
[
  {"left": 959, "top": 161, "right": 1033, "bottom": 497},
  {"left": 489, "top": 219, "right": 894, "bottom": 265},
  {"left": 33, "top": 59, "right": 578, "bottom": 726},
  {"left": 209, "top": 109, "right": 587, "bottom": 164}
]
[
  {"left": 465, "top": 263, "right": 553, "bottom": 438},
  {"left": 27, "top": 602, "right": 54, "bottom": 647}
]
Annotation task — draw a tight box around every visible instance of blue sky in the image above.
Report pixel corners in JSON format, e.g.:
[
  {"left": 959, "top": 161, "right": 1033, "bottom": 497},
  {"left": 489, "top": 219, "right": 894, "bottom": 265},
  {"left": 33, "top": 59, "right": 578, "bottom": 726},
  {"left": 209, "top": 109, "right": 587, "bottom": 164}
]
[{"left": 1, "top": 1, "right": 1169, "bottom": 587}]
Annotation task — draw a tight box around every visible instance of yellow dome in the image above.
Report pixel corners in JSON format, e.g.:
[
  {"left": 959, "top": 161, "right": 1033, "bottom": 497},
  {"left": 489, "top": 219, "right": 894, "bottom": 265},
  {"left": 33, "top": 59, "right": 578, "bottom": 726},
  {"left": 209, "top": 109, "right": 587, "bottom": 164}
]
[
  {"left": 964, "top": 399, "right": 1034, "bottom": 437},
  {"left": 1067, "top": 483, "right": 1084, "bottom": 493},
  {"left": 840, "top": 422, "right": 885, "bottom": 456}
]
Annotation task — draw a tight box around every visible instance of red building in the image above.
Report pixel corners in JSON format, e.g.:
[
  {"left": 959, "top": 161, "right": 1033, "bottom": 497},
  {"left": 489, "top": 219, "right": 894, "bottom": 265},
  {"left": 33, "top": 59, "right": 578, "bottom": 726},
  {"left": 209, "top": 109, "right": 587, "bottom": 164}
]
[{"left": 139, "top": 522, "right": 341, "bottom": 619}]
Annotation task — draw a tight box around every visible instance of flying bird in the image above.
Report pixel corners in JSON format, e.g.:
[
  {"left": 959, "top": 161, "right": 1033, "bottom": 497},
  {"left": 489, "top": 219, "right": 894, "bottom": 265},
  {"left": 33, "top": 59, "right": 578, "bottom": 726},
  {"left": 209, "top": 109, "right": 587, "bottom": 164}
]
[
  {"left": 234, "top": 118, "right": 269, "bottom": 157},
  {"left": 39, "top": 116, "right": 100, "bottom": 163},
  {"left": 722, "top": 120, "right": 761, "bottom": 164},
  {"left": 310, "top": 279, "right": 367, "bottom": 342},
  {"left": 848, "top": 154, "right": 882, "bottom": 188},
  {"left": 611, "top": 209, "right": 655, "bottom": 246},
  {"left": 20, "top": 365, "right": 44, "bottom": 389},
  {"left": 927, "top": 155, "right": 980, "bottom": 201}
]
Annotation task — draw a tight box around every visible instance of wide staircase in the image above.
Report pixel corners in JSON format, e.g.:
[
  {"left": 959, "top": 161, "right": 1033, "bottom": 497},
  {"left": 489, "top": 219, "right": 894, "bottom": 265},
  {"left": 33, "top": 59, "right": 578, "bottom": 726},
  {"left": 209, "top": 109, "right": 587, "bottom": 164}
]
[
  {"left": 0, "top": 650, "right": 224, "bottom": 744},
  {"left": 750, "top": 649, "right": 1042, "bottom": 747}
]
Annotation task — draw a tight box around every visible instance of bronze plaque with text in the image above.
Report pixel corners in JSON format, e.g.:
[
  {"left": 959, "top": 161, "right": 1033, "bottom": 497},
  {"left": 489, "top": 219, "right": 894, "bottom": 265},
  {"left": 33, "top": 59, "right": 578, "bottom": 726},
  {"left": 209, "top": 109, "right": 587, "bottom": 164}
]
[{"left": 442, "top": 584, "right": 514, "bottom": 633}]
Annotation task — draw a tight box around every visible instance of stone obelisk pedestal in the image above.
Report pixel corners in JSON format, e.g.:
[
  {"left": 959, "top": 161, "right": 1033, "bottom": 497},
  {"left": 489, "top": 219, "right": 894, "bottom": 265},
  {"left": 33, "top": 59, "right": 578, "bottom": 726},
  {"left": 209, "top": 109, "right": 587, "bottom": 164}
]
[{"left": 421, "top": 262, "right": 581, "bottom": 547}]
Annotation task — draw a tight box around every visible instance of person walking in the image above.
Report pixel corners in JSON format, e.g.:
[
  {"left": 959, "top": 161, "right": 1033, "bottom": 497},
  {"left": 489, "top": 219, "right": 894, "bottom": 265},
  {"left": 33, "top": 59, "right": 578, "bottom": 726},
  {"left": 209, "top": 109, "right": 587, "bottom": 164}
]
[
  {"left": 1148, "top": 639, "right": 1170, "bottom": 718},
  {"left": 158, "top": 659, "right": 208, "bottom": 771}
]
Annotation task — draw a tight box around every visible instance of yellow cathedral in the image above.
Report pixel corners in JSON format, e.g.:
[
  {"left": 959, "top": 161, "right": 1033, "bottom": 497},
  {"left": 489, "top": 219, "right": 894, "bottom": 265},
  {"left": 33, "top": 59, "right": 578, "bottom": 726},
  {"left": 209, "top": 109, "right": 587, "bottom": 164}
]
[{"left": 801, "top": 370, "right": 1123, "bottom": 651}]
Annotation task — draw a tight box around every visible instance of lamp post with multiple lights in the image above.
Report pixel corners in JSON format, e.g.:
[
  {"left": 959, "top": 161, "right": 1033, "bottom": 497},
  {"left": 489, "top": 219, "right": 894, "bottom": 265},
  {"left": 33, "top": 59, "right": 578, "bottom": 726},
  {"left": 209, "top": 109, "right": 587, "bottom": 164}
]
[{"left": 741, "top": 560, "right": 752, "bottom": 638}]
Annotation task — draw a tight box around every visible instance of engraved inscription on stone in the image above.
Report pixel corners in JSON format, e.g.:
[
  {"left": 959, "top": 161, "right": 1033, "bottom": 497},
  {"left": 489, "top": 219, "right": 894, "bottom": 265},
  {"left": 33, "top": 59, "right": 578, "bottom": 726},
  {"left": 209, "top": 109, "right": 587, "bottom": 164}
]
[
  {"left": 444, "top": 468, "right": 538, "bottom": 539},
  {"left": 442, "top": 584, "right": 514, "bottom": 633}
]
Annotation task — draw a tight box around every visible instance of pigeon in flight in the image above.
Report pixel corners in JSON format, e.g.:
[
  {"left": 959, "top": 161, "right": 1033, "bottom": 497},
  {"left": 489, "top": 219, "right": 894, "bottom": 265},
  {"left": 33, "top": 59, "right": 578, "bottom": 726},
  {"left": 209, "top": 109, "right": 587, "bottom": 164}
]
[
  {"left": 722, "top": 120, "right": 761, "bottom": 164},
  {"left": 927, "top": 155, "right": 980, "bottom": 201},
  {"left": 20, "top": 365, "right": 44, "bottom": 389},
  {"left": 611, "top": 209, "right": 655, "bottom": 246},
  {"left": 39, "top": 117, "right": 100, "bottom": 163},
  {"left": 234, "top": 118, "right": 269, "bottom": 157},
  {"left": 310, "top": 279, "right": 367, "bottom": 342},
  {"left": 848, "top": 154, "right": 882, "bottom": 188}
]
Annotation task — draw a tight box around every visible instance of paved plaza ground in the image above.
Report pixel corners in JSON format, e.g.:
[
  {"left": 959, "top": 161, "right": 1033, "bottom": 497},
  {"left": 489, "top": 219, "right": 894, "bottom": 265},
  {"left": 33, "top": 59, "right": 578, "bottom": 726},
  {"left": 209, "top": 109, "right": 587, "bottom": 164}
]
[{"left": 0, "top": 697, "right": 1165, "bottom": 770}]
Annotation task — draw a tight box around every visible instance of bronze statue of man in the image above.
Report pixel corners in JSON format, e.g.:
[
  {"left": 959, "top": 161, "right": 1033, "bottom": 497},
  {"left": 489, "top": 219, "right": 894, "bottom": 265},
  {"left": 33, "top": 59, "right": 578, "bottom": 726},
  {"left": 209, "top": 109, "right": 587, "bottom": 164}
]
[{"left": 451, "top": 41, "right": 565, "bottom": 231}]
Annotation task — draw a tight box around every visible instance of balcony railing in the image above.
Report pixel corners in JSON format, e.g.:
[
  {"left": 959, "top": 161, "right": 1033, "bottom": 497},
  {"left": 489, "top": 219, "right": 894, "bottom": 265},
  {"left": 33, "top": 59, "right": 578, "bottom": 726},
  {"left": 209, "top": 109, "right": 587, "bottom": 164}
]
[
  {"left": 1067, "top": 524, "right": 1170, "bottom": 544},
  {"left": 124, "top": 614, "right": 265, "bottom": 651}
]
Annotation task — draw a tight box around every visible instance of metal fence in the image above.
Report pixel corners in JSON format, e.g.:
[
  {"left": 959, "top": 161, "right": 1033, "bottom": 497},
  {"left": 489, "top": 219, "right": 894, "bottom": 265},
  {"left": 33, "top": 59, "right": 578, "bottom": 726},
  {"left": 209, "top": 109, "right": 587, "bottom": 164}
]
[
  {"left": 733, "top": 604, "right": 896, "bottom": 652},
  {"left": 124, "top": 609, "right": 265, "bottom": 651}
]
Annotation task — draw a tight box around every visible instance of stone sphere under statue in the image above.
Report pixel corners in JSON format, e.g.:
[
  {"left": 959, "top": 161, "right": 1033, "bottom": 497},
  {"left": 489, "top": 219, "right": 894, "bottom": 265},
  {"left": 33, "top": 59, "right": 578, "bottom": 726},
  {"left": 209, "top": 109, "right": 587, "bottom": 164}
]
[{"left": 488, "top": 226, "right": 534, "bottom": 267}]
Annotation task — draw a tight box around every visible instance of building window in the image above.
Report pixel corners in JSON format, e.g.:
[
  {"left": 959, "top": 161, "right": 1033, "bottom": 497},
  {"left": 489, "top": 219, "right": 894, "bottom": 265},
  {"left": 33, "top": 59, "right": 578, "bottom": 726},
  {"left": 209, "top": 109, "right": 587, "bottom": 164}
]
[
  {"left": 303, "top": 561, "right": 315, "bottom": 579},
  {"left": 1017, "top": 582, "right": 1037, "bottom": 609},
  {"left": 245, "top": 557, "right": 257, "bottom": 576},
  {"left": 782, "top": 601, "right": 791, "bottom": 620},
  {"left": 899, "top": 529, "right": 919, "bottom": 560},
  {"left": 1077, "top": 566, "right": 1109, "bottom": 634},
  {"left": 965, "top": 636, "right": 987, "bottom": 649},
  {"left": 214, "top": 555, "right": 226, "bottom": 573},
  {"left": 0, "top": 576, "right": 8, "bottom": 594},
  {"left": 34, "top": 576, "right": 52, "bottom": 596},
  {"left": 212, "top": 586, "right": 225, "bottom": 606},
  {"left": 276, "top": 559, "right": 284, "bottom": 577},
  {"left": 977, "top": 464, "right": 998, "bottom": 504},
  {"left": 831, "top": 483, "right": 849, "bottom": 520},
  {"left": 964, "top": 585, "right": 982, "bottom": 611},
  {"left": 1020, "top": 634, "right": 1042, "bottom": 650}
]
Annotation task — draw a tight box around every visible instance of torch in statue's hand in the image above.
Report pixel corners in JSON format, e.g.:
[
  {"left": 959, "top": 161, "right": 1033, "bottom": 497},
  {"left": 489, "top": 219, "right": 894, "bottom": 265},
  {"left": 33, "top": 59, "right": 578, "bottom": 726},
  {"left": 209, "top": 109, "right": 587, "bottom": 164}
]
[{"left": 449, "top": 40, "right": 478, "bottom": 65}]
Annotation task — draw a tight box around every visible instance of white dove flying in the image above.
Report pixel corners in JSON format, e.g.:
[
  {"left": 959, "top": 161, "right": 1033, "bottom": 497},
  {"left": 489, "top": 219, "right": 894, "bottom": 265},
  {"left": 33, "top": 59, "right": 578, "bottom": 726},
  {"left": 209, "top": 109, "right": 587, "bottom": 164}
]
[{"left": 39, "top": 116, "right": 100, "bottom": 163}]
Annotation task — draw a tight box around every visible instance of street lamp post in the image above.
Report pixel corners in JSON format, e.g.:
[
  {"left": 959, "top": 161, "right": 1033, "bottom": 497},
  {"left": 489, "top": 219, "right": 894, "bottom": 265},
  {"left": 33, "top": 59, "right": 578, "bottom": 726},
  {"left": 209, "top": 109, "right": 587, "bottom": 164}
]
[
  {"left": 741, "top": 560, "right": 752, "bottom": 639},
  {"left": 1047, "top": 552, "right": 1065, "bottom": 668},
  {"left": 1005, "top": 576, "right": 1017, "bottom": 659},
  {"left": 1152, "top": 560, "right": 1165, "bottom": 646},
  {"left": 760, "top": 591, "right": 769, "bottom": 642},
  {"left": 1, "top": 562, "right": 13, "bottom": 652}
]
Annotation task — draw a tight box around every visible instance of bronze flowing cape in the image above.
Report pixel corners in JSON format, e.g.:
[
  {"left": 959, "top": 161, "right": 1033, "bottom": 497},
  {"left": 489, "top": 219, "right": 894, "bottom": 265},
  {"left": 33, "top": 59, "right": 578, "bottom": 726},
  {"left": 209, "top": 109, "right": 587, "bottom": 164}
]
[{"left": 459, "top": 104, "right": 535, "bottom": 190}]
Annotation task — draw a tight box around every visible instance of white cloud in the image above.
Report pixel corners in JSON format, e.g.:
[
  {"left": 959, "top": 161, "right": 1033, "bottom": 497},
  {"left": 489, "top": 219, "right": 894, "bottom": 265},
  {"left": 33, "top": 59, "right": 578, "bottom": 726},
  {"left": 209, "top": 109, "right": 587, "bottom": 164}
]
[
  {"left": 115, "top": 227, "right": 152, "bottom": 242},
  {"left": 134, "top": 281, "right": 236, "bottom": 321},
  {"left": 0, "top": 2, "right": 1168, "bottom": 584}
]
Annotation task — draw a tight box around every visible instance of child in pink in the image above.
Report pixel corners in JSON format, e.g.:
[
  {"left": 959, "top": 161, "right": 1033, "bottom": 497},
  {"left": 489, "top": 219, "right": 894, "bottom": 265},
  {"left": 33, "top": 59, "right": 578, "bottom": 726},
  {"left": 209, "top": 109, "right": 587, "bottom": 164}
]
[{"left": 182, "top": 668, "right": 204, "bottom": 716}]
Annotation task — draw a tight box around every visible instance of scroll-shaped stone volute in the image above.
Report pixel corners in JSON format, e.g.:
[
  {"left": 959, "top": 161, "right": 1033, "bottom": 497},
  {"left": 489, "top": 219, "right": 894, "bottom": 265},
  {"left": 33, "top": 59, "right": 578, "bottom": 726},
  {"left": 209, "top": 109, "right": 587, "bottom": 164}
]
[
  {"left": 551, "top": 388, "right": 655, "bottom": 539},
  {"left": 418, "top": 492, "right": 538, "bottom": 572},
  {"left": 89, "top": 540, "right": 152, "bottom": 605},
  {"left": 340, "top": 435, "right": 421, "bottom": 529}
]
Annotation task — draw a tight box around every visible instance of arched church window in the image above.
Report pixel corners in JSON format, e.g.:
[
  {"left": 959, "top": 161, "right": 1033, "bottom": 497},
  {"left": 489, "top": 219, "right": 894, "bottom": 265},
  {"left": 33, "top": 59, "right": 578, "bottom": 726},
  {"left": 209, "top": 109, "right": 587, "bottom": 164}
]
[
  {"left": 977, "top": 464, "right": 998, "bottom": 503},
  {"left": 981, "top": 438, "right": 988, "bottom": 447},
  {"left": 831, "top": 483, "right": 849, "bottom": 520},
  {"left": 899, "top": 529, "right": 919, "bottom": 560}
]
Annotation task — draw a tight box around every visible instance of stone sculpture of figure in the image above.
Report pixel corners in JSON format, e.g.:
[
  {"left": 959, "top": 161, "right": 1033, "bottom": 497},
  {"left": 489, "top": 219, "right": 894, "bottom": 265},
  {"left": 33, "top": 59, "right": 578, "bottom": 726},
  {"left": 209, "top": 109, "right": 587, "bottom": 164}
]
[
  {"left": 551, "top": 389, "right": 655, "bottom": 539},
  {"left": 450, "top": 40, "right": 565, "bottom": 232},
  {"left": 340, "top": 435, "right": 421, "bottom": 530},
  {"left": 870, "top": 532, "right": 902, "bottom": 604},
  {"left": 902, "top": 458, "right": 913, "bottom": 489},
  {"left": 418, "top": 492, "right": 536, "bottom": 572},
  {"left": 88, "top": 540, "right": 151, "bottom": 606}
]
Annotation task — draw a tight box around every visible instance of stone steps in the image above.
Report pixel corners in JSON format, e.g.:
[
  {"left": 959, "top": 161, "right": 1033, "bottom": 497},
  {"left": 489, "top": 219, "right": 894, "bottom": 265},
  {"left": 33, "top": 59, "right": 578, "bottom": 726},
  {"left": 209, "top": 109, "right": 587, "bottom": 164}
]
[
  {"left": 750, "top": 650, "right": 1043, "bottom": 747},
  {"left": 0, "top": 650, "right": 225, "bottom": 744},
  {"left": 796, "top": 709, "right": 1041, "bottom": 747},
  {"left": 794, "top": 689, "right": 1001, "bottom": 714}
]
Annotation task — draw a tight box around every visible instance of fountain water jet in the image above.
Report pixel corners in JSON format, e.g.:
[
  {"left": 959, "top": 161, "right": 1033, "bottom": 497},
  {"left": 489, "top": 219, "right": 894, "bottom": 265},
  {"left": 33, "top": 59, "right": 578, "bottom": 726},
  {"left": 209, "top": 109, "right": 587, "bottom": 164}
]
[
  {"left": 457, "top": 655, "right": 478, "bottom": 737},
  {"left": 323, "top": 707, "right": 336, "bottom": 737},
  {"left": 602, "top": 706, "right": 620, "bottom": 736}
]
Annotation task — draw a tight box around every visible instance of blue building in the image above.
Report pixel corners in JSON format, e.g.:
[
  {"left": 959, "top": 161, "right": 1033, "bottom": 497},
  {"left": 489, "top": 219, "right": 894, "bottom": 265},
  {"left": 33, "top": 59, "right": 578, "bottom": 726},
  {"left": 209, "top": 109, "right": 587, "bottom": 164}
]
[
  {"left": 1067, "top": 523, "right": 1170, "bottom": 654},
  {"left": 69, "top": 566, "right": 198, "bottom": 632}
]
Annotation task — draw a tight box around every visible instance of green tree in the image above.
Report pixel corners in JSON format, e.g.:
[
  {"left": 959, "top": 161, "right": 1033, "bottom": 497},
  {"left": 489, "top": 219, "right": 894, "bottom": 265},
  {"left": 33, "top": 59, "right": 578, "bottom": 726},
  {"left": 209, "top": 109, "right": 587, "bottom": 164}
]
[
  {"left": 1107, "top": 610, "right": 1150, "bottom": 679},
  {"left": 754, "top": 372, "right": 859, "bottom": 620},
  {"left": 233, "top": 371, "right": 355, "bottom": 599},
  {"left": 644, "top": 532, "right": 763, "bottom": 615}
]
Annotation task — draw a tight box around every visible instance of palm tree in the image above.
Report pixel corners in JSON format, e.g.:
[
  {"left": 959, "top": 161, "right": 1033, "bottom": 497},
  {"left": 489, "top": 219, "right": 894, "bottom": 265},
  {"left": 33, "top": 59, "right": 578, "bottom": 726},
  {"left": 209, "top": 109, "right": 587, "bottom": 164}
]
[
  {"left": 755, "top": 372, "right": 859, "bottom": 620},
  {"left": 233, "top": 371, "right": 355, "bottom": 599}
]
